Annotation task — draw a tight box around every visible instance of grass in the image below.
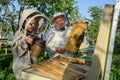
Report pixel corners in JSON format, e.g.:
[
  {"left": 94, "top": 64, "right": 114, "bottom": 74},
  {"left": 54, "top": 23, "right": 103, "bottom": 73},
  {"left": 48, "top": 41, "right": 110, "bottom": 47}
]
[{"left": 0, "top": 53, "right": 15, "bottom": 80}]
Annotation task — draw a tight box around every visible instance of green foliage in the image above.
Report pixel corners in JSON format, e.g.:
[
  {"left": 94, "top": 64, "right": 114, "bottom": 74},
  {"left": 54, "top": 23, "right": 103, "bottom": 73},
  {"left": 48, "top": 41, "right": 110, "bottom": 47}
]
[
  {"left": 25, "top": 0, "right": 80, "bottom": 22},
  {"left": 87, "top": 6, "right": 103, "bottom": 44},
  {"left": 38, "top": 51, "right": 50, "bottom": 62},
  {"left": 0, "top": 54, "right": 15, "bottom": 80},
  {"left": 88, "top": 6, "right": 103, "bottom": 21},
  {"left": 109, "top": 53, "right": 120, "bottom": 80},
  {"left": 0, "top": 0, "right": 11, "bottom": 4},
  {"left": 1, "top": 0, "right": 80, "bottom": 34},
  {"left": 0, "top": 0, "right": 18, "bottom": 35},
  {"left": 115, "top": 16, "right": 120, "bottom": 47}
]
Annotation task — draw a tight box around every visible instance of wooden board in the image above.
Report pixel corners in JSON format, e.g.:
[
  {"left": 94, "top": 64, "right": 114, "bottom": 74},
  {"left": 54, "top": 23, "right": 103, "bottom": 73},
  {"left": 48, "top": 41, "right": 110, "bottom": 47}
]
[
  {"left": 0, "top": 39, "right": 8, "bottom": 55},
  {"left": 87, "top": 4, "right": 114, "bottom": 80},
  {"left": 21, "top": 67, "right": 52, "bottom": 80},
  {"left": 29, "top": 55, "right": 91, "bottom": 80}
]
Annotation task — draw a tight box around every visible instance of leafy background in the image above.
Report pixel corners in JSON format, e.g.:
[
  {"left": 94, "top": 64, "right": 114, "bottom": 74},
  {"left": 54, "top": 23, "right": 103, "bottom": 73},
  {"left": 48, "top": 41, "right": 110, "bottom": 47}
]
[{"left": 0, "top": 0, "right": 120, "bottom": 80}]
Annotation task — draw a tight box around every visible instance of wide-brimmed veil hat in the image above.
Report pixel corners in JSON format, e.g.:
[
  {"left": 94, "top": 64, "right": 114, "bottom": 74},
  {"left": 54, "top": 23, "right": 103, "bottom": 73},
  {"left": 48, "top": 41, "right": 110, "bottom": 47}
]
[
  {"left": 19, "top": 9, "right": 49, "bottom": 38},
  {"left": 52, "top": 12, "right": 65, "bottom": 22}
]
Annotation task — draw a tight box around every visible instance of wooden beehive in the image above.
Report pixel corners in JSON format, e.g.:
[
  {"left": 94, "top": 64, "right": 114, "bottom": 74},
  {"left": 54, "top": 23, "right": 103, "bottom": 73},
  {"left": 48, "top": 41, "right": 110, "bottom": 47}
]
[{"left": 23, "top": 55, "right": 92, "bottom": 80}]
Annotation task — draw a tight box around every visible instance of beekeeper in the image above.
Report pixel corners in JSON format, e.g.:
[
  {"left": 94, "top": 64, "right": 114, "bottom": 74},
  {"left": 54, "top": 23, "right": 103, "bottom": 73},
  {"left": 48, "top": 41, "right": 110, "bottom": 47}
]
[
  {"left": 11, "top": 9, "right": 48, "bottom": 80},
  {"left": 44, "top": 12, "right": 73, "bottom": 58}
]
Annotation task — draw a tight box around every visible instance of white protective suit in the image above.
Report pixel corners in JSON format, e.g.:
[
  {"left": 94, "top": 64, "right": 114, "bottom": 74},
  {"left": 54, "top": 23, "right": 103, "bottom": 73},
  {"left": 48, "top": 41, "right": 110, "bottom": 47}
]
[{"left": 44, "top": 26, "right": 73, "bottom": 58}]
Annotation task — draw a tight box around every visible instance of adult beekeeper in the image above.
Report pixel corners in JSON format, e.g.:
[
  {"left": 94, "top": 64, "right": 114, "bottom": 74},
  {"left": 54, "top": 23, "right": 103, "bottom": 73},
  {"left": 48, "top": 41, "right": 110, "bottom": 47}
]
[{"left": 44, "top": 12, "right": 73, "bottom": 58}]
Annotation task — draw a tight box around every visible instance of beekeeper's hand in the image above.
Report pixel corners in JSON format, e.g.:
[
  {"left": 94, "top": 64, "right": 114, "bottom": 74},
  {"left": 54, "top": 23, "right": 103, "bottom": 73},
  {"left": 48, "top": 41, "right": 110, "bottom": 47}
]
[
  {"left": 26, "top": 36, "right": 33, "bottom": 44},
  {"left": 55, "top": 47, "right": 65, "bottom": 54}
]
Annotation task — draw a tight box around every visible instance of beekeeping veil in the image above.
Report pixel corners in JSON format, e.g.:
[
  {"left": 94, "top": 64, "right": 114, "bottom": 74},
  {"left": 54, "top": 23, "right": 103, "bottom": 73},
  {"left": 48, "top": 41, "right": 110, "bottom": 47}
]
[
  {"left": 12, "top": 9, "right": 49, "bottom": 47},
  {"left": 19, "top": 9, "right": 49, "bottom": 37}
]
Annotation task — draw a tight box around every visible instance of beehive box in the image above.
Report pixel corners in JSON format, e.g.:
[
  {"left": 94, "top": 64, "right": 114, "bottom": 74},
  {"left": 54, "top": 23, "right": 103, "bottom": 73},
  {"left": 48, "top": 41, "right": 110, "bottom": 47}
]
[{"left": 21, "top": 55, "right": 92, "bottom": 80}]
